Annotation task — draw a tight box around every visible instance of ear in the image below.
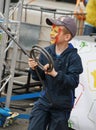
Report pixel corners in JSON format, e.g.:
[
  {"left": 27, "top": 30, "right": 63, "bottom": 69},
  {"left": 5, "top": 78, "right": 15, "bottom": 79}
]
[{"left": 64, "top": 34, "right": 72, "bottom": 41}]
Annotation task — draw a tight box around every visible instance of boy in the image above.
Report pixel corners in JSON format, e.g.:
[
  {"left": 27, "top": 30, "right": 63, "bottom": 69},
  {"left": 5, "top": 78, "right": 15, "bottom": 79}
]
[{"left": 28, "top": 16, "right": 83, "bottom": 130}]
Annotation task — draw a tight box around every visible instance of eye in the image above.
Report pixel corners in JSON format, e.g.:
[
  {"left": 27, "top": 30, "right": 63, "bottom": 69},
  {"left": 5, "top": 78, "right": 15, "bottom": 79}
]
[
  {"left": 54, "top": 30, "right": 58, "bottom": 33},
  {"left": 51, "top": 28, "right": 58, "bottom": 34}
]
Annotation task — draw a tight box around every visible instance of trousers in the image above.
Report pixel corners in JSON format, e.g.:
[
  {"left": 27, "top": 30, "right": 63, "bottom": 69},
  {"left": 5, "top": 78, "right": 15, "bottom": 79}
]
[
  {"left": 28, "top": 100, "right": 71, "bottom": 130},
  {"left": 83, "top": 24, "right": 96, "bottom": 35}
]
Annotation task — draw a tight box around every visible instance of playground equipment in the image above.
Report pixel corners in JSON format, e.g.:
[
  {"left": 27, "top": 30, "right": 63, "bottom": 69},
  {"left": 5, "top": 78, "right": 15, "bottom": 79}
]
[
  {"left": 0, "top": 106, "right": 19, "bottom": 127},
  {"left": 0, "top": 0, "right": 27, "bottom": 127}
]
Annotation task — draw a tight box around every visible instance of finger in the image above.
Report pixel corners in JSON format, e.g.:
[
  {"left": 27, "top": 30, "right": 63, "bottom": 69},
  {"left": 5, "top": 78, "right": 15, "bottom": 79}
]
[
  {"left": 44, "top": 64, "right": 49, "bottom": 71},
  {"left": 29, "top": 58, "right": 34, "bottom": 62}
]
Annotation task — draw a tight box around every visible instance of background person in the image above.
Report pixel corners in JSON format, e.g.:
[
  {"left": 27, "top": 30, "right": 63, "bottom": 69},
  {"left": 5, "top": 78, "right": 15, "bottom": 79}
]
[{"left": 83, "top": 0, "right": 96, "bottom": 35}]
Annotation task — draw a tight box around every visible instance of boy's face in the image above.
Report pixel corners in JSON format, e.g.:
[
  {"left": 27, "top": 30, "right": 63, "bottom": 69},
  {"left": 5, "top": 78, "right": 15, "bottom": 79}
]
[
  {"left": 50, "top": 25, "right": 72, "bottom": 44},
  {"left": 50, "top": 25, "right": 62, "bottom": 44}
]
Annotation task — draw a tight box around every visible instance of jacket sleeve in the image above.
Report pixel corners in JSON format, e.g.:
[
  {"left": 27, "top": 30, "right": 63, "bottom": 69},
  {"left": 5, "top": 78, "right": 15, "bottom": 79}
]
[{"left": 54, "top": 53, "right": 83, "bottom": 90}]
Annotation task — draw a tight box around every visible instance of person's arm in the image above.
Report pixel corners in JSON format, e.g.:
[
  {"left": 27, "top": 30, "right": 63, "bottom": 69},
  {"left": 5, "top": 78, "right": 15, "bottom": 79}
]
[
  {"left": 52, "top": 54, "right": 83, "bottom": 90},
  {"left": 28, "top": 53, "right": 45, "bottom": 81}
]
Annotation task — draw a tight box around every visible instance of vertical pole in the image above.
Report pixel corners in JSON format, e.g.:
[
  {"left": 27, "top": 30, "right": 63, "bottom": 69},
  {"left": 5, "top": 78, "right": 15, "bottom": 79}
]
[
  {"left": 4, "top": 0, "right": 11, "bottom": 25},
  {"left": 0, "top": 0, "right": 4, "bottom": 13},
  {"left": 5, "top": 0, "right": 24, "bottom": 107},
  {"left": 0, "top": 0, "right": 10, "bottom": 90}
]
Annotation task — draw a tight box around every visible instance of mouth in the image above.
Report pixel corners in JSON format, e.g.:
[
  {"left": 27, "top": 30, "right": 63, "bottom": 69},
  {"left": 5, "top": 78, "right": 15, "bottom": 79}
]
[{"left": 50, "top": 37, "right": 56, "bottom": 44}]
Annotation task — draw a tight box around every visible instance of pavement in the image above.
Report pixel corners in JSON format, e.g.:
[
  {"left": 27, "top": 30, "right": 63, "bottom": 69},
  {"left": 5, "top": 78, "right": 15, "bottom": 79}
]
[{"left": 0, "top": 98, "right": 37, "bottom": 130}]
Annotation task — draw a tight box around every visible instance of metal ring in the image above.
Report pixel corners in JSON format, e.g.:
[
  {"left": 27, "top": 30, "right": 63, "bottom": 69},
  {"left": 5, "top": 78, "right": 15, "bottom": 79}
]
[{"left": 30, "top": 45, "right": 54, "bottom": 72}]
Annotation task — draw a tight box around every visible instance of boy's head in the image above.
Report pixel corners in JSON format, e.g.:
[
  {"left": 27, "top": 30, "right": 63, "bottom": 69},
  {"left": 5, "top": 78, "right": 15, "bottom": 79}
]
[{"left": 46, "top": 16, "right": 77, "bottom": 41}]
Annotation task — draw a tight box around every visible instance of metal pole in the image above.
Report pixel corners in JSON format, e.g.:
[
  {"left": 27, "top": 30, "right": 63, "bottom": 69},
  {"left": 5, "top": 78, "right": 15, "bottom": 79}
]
[
  {"left": 4, "top": 0, "right": 11, "bottom": 25},
  {"left": 0, "top": 0, "right": 10, "bottom": 90},
  {"left": 5, "top": 0, "right": 24, "bottom": 107},
  {"left": 0, "top": 0, "right": 4, "bottom": 13}
]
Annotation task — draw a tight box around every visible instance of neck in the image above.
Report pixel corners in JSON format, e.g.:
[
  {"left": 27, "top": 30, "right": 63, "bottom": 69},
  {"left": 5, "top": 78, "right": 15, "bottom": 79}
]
[{"left": 56, "top": 43, "right": 68, "bottom": 55}]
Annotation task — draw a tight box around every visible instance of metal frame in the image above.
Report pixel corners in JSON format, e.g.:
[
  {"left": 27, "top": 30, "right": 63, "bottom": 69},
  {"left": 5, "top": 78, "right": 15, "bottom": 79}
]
[{"left": 0, "top": 0, "right": 24, "bottom": 107}]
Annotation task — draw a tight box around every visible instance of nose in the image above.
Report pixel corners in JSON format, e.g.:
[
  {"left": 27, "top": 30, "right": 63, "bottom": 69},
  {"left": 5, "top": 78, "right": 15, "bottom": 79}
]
[{"left": 50, "top": 30, "right": 54, "bottom": 36}]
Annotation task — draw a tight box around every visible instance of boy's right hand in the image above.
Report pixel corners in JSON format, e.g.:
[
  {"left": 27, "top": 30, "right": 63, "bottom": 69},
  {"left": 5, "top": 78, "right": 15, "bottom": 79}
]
[{"left": 28, "top": 58, "right": 38, "bottom": 70}]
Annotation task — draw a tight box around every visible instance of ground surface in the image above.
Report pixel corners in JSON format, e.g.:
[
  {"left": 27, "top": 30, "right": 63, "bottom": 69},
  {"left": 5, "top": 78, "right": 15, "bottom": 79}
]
[{"left": 0, "top": 99, "right": 35, "bottom": 130}]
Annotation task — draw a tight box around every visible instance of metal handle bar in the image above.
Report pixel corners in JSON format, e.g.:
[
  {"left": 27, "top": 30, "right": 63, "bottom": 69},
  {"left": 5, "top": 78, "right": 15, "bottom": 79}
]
[{"left": 30, "top": 45, "right": 54, "bottom": 72}]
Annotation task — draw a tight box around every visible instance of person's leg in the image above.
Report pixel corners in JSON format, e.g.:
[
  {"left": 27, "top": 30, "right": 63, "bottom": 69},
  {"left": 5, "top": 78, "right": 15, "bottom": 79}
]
[
  {"left": 48, "top": 109, "right": 71, "bottom": 130},
  {"left": 28, "top": 103, "right": 50, "bottom": 130},
  {"left": 83, "top": 24, "right": 95, "bottom": 35}
]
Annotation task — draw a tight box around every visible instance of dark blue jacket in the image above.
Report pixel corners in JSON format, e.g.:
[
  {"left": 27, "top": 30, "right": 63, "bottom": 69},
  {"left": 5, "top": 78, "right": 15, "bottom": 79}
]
[{"left": 30, "top": 43, "right": 83, "bottom": 110}]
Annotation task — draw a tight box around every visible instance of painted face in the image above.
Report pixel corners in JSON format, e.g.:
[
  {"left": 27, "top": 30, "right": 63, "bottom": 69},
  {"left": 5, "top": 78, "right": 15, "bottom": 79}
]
[{"left": 50, "top": 25, "right": 62, "bottom": 44}]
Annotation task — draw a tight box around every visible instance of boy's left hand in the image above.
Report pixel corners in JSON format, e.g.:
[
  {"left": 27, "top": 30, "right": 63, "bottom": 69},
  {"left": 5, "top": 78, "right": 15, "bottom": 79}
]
[{"left": 43, "top": 64, "right": 58, "bottom": 77}]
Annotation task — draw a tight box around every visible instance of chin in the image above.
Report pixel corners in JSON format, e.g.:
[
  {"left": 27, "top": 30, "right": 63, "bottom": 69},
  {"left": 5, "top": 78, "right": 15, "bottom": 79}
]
[{"left": 50, "top": 40, "right": 55, "bottom": 44}]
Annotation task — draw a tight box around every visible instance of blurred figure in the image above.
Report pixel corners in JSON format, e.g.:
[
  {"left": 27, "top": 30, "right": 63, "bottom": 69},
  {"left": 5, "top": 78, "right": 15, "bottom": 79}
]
[{"left": 83, "top": 0, "right": 96, "bottom": 35}]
